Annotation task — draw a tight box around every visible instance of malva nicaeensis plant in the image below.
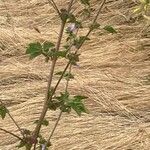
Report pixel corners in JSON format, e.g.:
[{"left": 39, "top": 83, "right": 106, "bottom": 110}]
[{"left": 0, "top": 0, "right": 117, "bottom": 149}]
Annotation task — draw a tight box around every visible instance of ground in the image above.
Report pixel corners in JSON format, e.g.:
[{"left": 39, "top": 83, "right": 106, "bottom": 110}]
[{"left": 0, "top": 0, "right": 150, "bottom": 149}]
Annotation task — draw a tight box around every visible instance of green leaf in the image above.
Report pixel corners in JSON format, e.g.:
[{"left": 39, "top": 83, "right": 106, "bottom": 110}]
[
  {"left": 68, "top": 13, "right": 76, "bottom": 23},
  {"left": 17, "top": 140, "right": 31, "bottom": 149},
  {"left": 80, "top": 0, "right": 90, "bottom": 5},
  {"left": 67, "top": 53, "right": 80, "bottom": 65},
  {"left": 56, "top": 50, "right": 68, "bottom": 58},
  {"left": 42, "top": 119, "right": 49, "bottom": 126},
  {"left": 55, "top": 71, "right": 74, "bottom": 80},
  {"left": 56, "top": 92, "right": 69, "bottom": 102},
  {"left": 39, "top": 136, "right": 51, "bottom": 148},
  {"left": 34, "top": 119, "right": 49, "bottom": 126},
  {"left": 22, "top": 129, "right": 31, "bottom": 135},
  {"left": 79, "top": 36, "right": 90, "bottom": 44},
  {"left": 68, "top": 98, "right": 88, "bottom": 116},
  {"left": 26, "top": 42, "right": 42, "bottom": 59},
  {"left": 63, "top": 45, "right": 70, "bottom": 50},
  {"left": 55, "top": 71, "right": 64, "bottom": 76},
  {"left": 55, "top": 92, "right": 72, "bottom": 113},
  {"left": 16, "top": 140, "right": 26, "bottom": 148},
  {"left": 73, "top": 36, "right": 90, "bottom": 49},
  {"left": 54, "top": 92, "right": 89, "bottom": 115},
  {"left": 0, "top": 105, "right": 8, "bottom": 119},
  {"left": 48, "top": 50, "right": 67, "bottom": 58},
  {"left": 60, "top": 105, "right": 71, "bottom": 113},
  {"left": 64, "top": 73, "right": 74, "bottom": 80},
  {"left": 48, "top": 101, "right": 61, "bottom": 111},
  {"left": 74, "top": 95, "right": 88, "bottom": 100},
  {"left": 89, "top": 22, "right": 100, "bottom": 30},
  {"left": 103, "top": 25, "right": 117, "bottom": 34},
  {"left": 60, "top": 9, "right": 69, "bottom": 22},
  {"left": 43, "top": 41, "right": 55, "bottom": 52}
]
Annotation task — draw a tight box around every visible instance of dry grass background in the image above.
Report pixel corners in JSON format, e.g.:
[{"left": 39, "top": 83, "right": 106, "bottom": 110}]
[{"left": 0, "top": 0, "right": 150, "bottom": 149}]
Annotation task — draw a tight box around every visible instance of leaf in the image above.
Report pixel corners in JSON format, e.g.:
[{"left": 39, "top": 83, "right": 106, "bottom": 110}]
[
  {"left": 68, "top": 13, "right": 76, "bottom": 23},
  {"left": 56, "top": 92, "right": 69, "bottom": 102},
  {"left": 64, "top": 73, "right": 74, "bottom": 80},
  {"left": 0, "top": 105, "right": 8, "bottom": 119},
  {"left": 16, "top": 140, "right": 31, "bottom": 149},
  {"left": 60, "top": 9, "right": 69, "bottom": 22},
  {"left": 43, "top": 41, "right": 55, "bottom": 52},
  {"left": 73, "top": 36, "right": 90, "bottom": 49},
  {"left": 48, "top": 101, "right": 61, "bottom": 111},
  {"left": 34, "top": 119, "right": 49, "bottom": 126},
  {"left": 79, "top": 36, "right": 90, "bottom": 43},
  {"left": 16, "top": 140, "right": 26, "bottom": 148},
  {"left": 56, "top": 50, "right": 68, "bottom": 58},
  {"left": 80, "top": 0, "right": 90, "bottom": 5},
  {"left": 68, "top": 98, "right": 88, "bottom": 116},
  {"left": 55, "top": 71, "right": 64, "bottom": 76},
  {"left": 90, "top": 22, "right": 100, "bottom": 30},
  {"left": 74, "top": 95, "right": 88, "bottom": 100},
  {"left": 55, "top": 92, "right": 89, "bottom": 115},
  {"left": 39, "top": 136, "right": 51, "bottom": 147},
  {"left": 55, "top": 71, "right": 74, "bottom": 80},
  {"left": 67, "top": 53, "right": 80, "bottom": 65},
  {"left": 42, "top": 119, "right": 49, "bottom": 126},
  {"left": 55, "top": 92, "right": 72, "bottom": 113},
  {"left": 60, "top": 105, "right": 71, "bottom": 113},
  {"left": 26, "top": 42, "right": 42, "bottom": 59},
  {"left": 22, "top": 129, "right": 31, "bottom": 135},
  {"left": 103, "top": 25, "right": 117, "bottom": 34},
  {"left": 63, "top": 45, "right": 70, "bottom": 50}
]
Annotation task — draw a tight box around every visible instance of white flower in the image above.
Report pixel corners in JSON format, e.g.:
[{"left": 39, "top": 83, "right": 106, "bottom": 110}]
[
  {"left": 67, "top": 23, "right": 76, "bottom": 32},
  {"left": 41, "top": 144, "right": 46, "bottom": 150}
]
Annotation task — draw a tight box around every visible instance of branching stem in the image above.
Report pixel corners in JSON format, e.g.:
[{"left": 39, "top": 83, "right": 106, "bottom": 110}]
[
  {"left": 32, "top": 0, "right": 75, "bottom": 149},
  {"left": 31, "top": 0, "right": 106, "bottom": 149}
]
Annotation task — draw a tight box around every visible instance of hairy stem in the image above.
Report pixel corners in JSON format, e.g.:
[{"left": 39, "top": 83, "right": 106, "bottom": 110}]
[
  {"left": 32, "top": 0, "right": 105, "bottom": 148},
  {"left": 32, "top": 22, "right": 66, "bottom": 149},
  {"left": 32, "top": 0, "right": 75, "bottom": 149}
]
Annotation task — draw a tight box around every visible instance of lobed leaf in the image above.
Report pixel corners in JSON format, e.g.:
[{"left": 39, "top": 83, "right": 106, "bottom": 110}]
[
  {"left": 103, "top": 25, "right": 117, "bottom": 34},
  {"left": 0, "top": 105, "right": 8, "bottom": 119},
  {"left": 34, "top": 119, "right": 49, "bottom": 126},
  {"left": 55, "top": 71, "right": 74, "bottom": 80},
  {"left": 43, "top": 41, "right": 55, "bottom": 52},
  {"left": 26, "top": 42, "right": 42, "bottom": 59}
]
